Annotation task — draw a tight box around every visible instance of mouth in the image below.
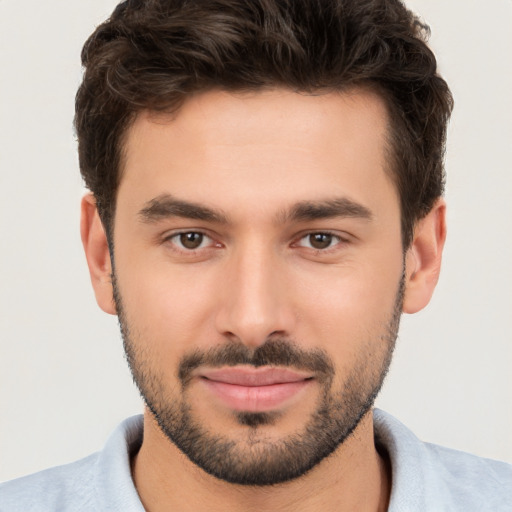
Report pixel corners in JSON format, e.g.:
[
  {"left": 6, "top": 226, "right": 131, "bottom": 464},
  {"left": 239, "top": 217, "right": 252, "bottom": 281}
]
[{"left": 198, "top": 366, "right": 314, "bottom": 412}]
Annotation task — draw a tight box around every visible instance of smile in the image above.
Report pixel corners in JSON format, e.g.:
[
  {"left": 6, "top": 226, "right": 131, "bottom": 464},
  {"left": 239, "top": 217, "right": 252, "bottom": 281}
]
[{"left": 198, "top": 367, "right": 314, "bottom": 412}]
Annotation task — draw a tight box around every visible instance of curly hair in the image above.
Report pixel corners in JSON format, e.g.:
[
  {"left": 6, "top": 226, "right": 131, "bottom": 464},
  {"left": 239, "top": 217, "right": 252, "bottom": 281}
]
[{"left": 75, "top": 0, "right": 453, "bottom": 247}]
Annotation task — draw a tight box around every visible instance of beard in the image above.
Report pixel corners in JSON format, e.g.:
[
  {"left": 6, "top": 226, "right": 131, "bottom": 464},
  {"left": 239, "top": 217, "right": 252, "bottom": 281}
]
[{"left": 114, "top": 271, "right": 404, "bottom": 486}]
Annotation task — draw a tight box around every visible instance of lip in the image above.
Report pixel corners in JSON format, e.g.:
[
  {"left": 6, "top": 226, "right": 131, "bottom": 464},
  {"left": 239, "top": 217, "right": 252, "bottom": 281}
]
[{"left": 198, "top": 366, "right": 313, "bottom": 412}]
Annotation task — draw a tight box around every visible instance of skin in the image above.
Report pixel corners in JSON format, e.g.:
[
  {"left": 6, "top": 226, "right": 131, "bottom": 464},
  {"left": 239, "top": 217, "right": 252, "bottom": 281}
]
[{"left": 81, "top": 88, "right": 446, "bottom": 512}]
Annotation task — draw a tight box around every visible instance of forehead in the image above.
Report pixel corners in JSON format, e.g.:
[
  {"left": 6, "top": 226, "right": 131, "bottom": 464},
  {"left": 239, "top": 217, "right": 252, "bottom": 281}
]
[
  {"left": 125, "top": 87, "right": 389, "bottom": 154},
  {"left": 118, "top": 88, "right": 396, "bottom": 221}
]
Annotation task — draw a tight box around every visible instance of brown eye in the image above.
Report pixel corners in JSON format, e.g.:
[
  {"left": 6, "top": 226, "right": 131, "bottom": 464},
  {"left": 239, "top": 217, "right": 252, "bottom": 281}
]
[
  {"left": 179, "top": 232, "right": 204, "bottom": 249},
  {"left": 308, "top": 233, "right": 333, "bottom": 249}
]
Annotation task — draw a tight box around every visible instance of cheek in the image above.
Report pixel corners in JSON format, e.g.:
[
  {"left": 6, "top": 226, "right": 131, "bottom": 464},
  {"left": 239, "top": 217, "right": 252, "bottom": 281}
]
[
  {"left": 292, "top": 257, "right": 402, "bottom": 351},
  {"left": 114, "top": 257, "right": 220, "bottom": 358}
]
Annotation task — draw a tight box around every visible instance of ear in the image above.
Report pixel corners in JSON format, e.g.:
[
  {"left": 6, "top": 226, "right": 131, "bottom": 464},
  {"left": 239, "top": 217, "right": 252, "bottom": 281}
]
[
  {"left": 403, "top": 199, "right": 447, "bottom": 314},
  {"left": 80, "top": 194, "right": 117, "bottom": 315}
]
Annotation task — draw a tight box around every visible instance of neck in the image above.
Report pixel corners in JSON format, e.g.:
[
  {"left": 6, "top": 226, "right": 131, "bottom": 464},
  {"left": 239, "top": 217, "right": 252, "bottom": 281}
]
[{"left": 132, "top": 408, "right": 391, "bottom": 512}]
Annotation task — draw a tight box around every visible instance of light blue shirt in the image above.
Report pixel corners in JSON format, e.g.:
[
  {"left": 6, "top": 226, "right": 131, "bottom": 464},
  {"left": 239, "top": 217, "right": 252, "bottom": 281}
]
[{"left": 1, "top": 410, "right": 511, "bottom": 511}]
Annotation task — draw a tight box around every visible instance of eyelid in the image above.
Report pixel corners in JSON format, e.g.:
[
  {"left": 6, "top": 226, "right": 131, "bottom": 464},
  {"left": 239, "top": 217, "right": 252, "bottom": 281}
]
[
  {"left": 159, "top": 228, "right": 351, "bottom": 254},
  {"left": 292, "top": 230, "right": 350, "bottom": 251},
  {"left": 162, "top": 229, "right": 220, "bottom": 251}
]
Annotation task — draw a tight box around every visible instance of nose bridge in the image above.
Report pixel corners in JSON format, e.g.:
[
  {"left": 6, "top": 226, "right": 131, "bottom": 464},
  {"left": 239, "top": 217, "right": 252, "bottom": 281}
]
[{"left": 215, "top": 237, "right": 293, "bottom": 347}]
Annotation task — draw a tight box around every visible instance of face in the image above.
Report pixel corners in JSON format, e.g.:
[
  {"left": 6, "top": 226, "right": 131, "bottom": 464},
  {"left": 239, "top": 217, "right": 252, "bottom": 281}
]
[{"left": 112, "top": 89, "right": 405, "bottom": 485}]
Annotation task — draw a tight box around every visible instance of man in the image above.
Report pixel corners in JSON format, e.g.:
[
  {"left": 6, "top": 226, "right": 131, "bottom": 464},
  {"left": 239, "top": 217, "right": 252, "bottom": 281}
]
[{"left": 1, "top": 0, "right": 510, "bottom": 510}]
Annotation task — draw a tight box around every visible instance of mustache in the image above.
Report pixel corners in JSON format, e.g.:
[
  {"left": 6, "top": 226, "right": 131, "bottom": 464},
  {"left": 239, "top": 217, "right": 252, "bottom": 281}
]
[{"left": 178, "top": 338, "right": 334, "bottom": 386}]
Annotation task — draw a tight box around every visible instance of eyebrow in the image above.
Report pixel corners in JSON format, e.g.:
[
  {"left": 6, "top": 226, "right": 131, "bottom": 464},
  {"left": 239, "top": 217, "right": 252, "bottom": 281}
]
[
  {"left": 139, "top": 194, "right": 230, "bottom": 224},
  {"left": 280, "top": 197, "right": 373, "bottom": 223},
  {"left": 138, "top": 194, "right": 373, "bottom": 225}
]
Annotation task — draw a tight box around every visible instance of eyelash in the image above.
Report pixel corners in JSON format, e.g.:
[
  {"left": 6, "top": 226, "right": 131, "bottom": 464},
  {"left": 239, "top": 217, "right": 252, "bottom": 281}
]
[
  {"left": 162, "top": 230, "right": 349, "bottom": 254},
  {"left": 293, "top": 231, "right": 348, "bottom": 252},
  {"left": 163, "top": 231, "right": 218, "bottom": 252}
]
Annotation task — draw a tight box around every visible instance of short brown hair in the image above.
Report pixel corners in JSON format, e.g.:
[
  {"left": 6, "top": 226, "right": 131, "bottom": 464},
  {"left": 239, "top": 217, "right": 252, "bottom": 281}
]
[{"left": 75, "top": 0, "right": 453, "bottom": 247}]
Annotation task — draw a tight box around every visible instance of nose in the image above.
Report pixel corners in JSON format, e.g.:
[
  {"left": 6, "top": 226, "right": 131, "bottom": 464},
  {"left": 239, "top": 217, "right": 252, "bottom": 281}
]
[{"left": 214, "top": 243, "right": 296, "bottom": 349}]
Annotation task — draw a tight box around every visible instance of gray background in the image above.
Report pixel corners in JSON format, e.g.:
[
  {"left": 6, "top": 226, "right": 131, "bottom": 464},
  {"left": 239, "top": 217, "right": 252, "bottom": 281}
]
[{"left": 1, "top": 0, "right": 511, "bottom": 481}]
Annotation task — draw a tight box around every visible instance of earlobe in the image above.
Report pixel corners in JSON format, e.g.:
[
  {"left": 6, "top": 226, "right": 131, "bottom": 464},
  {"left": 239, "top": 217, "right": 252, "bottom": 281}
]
[
  {"left": 402, "top": 199, "right": 447, "bottom": 314},
  {"left": 80, "top": 194, "right": 117, "bottom": 315}
]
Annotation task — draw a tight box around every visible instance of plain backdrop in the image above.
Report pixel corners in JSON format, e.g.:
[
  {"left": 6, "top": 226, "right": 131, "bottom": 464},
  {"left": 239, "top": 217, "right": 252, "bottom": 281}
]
[{"left": 1, "top": 0, "right": 511, "bottom": 482}]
